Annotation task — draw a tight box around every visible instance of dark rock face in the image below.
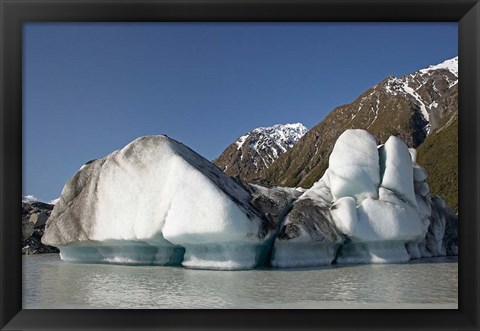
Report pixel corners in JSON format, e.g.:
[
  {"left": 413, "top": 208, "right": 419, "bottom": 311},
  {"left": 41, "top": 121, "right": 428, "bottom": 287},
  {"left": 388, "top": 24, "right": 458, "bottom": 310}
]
[
  {"left": 22, "top": 220, "right": 34, "bottom": 241},
  {"left": 29, "top": 211, "right": 49, "bottom": 228},
  {"left": 22, "top": 201, "right": 59, "bottom": 255}
]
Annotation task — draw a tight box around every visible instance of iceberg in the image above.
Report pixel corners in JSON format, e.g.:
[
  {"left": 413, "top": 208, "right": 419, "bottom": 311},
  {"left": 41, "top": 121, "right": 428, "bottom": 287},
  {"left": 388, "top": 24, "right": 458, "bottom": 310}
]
[
  {"left": 333, "top": 134, "right": 424, "bottom": 264},
  {"left": 378, "top": 136, "right": 417, "bottom": 207},
  {"left": 272, "top": 130, "right": 433, "bottom": 267},
  {"left": 42, "top": 136, "right": 274, "bottom": 270},
  {"left": 42, "top": 130, "right": 457, "bottom": 270},
  {"left": 328, "top": 130, "right": 380, "bottom": 202}
]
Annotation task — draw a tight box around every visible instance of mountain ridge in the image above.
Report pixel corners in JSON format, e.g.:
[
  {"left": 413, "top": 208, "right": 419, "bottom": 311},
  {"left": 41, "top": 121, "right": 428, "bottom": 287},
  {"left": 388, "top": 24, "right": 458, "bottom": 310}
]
[
  {"left": 213, "top": 123, "right": 307, "bottom": 182},
  {"left": 264, "top": 56, "right": 458, "bottom": 193}
]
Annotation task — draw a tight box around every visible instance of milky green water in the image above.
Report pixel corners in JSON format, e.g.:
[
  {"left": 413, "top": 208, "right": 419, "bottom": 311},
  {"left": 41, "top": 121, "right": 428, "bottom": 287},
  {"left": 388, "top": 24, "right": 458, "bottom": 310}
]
[{"left": 23, "top": 254, "right": 458, "bottom": 309}]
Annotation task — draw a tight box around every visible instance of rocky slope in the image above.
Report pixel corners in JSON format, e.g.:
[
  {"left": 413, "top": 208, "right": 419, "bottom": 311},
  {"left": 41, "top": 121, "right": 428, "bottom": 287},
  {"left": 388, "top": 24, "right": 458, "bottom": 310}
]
[
  {"left": 213, "top": 123, "right": 307, "bottom": 182},
  {"left": 264, "top": 57, "right": 458, "bottom": 190},
  {"left": 22, "top": 198, "right": 59, "bottom": 254}
]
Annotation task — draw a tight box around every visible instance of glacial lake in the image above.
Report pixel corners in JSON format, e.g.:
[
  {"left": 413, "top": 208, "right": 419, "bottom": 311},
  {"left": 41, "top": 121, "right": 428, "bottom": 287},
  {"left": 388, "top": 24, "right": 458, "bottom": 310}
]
[{"left": 23, "top": 254, "right": 458, "bottom": 309}]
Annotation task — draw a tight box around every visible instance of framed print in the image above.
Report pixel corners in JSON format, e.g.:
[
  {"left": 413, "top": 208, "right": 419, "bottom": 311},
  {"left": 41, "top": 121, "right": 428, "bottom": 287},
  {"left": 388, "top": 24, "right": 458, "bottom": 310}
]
[{"left": 1, "top": 0, "right": 479, "bottom": 330}]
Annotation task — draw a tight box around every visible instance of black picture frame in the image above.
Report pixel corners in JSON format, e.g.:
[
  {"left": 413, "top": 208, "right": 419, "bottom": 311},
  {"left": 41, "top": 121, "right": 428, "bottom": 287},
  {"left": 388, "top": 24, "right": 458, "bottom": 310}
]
[{"left": 1, "top": 0, "right": 479, "bottom": 330}]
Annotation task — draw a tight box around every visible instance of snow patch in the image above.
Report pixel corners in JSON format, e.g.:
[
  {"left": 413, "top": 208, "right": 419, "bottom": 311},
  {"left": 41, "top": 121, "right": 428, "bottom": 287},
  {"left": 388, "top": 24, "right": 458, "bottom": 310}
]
[
  {"left": 235, "top": 134, "right": 249, "bottom": 150},
  {"left": 232, "top": 123, "right": 307, "bottom": 170},
  {"left": 419, "top": 56, "right": 458, "bottom": 77},
  {"left": 383, "top": 57, "right": 458, "bottom": 123},
  {"left": 401, "top": 84, "right": 429, "bottom": 121},
  {"left": 22, "top": 195, "right": 41, "bottom": 203}
]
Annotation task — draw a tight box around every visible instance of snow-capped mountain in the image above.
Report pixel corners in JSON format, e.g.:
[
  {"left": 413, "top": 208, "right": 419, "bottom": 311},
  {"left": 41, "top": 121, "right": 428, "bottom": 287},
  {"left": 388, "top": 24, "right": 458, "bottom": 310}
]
[
  {"left": 265, "top": 57, "right": 458, "bottom": 198},
  {"left": 22, "top": 195, "right": 41, "bottom": 203},
  {"left": 214, "top": 123, "right": 307, "bottom": 182},
  {"left": 419, "top": 56, "right": 458, "bottom": 77},
  {"left": 22, "top": 195, "right": 59, "bottom": 205},
  {"left": 383, "top": 56, "right": 458, "bottom": 132}
]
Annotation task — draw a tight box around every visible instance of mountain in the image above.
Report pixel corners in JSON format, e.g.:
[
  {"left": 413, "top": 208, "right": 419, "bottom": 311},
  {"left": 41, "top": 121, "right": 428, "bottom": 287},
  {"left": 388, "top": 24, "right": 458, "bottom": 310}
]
[
  {"left": 264, "top": 57, "right": 458, "bottom": 191},
  {"left": 22, "top": 195, "right": 41, "bottom": 203},
  {"left": 213, "top": 123, "right": 307, "bottom": 182},
  {"left": 23, "top": 195, "right": 60, "bottom": 205}
]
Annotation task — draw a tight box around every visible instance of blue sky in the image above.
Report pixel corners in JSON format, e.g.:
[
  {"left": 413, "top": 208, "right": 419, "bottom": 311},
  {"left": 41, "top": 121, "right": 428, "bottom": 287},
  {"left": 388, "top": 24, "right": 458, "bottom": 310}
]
[{"left": 23, "top": 23, "right": 457, "bottom": 201}]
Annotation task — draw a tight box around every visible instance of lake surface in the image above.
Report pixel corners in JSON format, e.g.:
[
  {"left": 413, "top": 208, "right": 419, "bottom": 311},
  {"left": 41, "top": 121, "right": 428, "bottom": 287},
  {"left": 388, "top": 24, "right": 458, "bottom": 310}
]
[{"left": 23, "top": 254, "right": 458, "bottom": 309}]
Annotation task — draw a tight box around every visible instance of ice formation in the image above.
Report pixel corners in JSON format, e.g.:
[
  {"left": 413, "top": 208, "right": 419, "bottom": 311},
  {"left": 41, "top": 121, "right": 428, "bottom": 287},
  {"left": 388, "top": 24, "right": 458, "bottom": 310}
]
[
  {"left": 332, "top": 134, "right": 423, "bottom": 264},
  {"left": 328, "top": 130, "right": 380, "bottom": 202},
  {"left": 43, "top": 130, "right": 457, "bottom": 270},
  {"left": 271, "top": 129, "right": 456, "bottom": 267},
  {"left": 42, "top": 136, "right": 274, "bottom": 270},
  {"left": 271, "top": 172, "right": 344, "bottom": 268}
]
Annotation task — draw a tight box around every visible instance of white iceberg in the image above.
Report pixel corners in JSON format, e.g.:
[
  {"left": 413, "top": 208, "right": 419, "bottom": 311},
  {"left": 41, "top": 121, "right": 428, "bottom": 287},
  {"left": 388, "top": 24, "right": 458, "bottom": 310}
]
[
  {"left": 272, "top": 130, "right": 429, "bottom": 267},
  {"left": 378, "top": 136, "right": 417, "bottom": 207},
  {"left": 42, "top": 130, "right": 457, "bottom": 270},
  {"left": 330, "top": 133, "right": 423, "bottom": 263},
  {"left": 328, "top": 130, "right": 380, "bottom": 202},
  {"left": 42, "top": 135, "right": 274, "bottom": 270}
]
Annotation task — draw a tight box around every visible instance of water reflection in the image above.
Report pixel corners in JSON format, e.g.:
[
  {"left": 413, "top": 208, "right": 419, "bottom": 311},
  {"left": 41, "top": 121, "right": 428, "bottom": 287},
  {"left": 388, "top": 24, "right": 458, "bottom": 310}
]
[{"left": 23, "top": 254, "right": 458, "bottom": 309}]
